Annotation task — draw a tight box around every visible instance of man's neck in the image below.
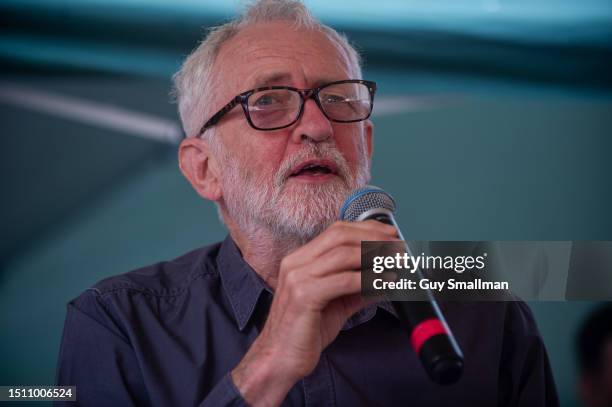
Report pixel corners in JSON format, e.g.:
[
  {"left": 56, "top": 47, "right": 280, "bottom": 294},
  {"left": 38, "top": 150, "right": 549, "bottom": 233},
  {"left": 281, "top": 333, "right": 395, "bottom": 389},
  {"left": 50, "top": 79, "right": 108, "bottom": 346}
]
[{"left": 225, "top": 218, "right": 305, "bottom": 290}]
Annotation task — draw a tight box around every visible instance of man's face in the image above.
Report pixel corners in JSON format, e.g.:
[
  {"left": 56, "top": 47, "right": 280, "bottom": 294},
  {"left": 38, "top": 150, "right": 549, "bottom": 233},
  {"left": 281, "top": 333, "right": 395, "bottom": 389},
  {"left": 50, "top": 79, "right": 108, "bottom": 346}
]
[{"left": 209, "top": 21, "right": 373, "bottom": 242}]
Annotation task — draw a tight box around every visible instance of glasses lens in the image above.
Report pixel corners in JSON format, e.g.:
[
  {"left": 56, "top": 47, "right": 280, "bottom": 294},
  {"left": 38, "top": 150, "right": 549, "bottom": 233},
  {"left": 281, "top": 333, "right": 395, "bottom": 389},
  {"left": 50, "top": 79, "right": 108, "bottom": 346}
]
[
  {"left": 319, "top": 82, "right": 372, "bottom": 122},
  {"left": 247, "top": 89, "right": 301, "bottom": 129}
]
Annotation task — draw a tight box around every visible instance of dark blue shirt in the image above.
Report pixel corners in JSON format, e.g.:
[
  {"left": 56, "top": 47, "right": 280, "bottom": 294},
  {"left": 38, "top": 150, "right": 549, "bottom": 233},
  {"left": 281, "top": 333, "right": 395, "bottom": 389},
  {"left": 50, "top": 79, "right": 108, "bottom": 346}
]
[{"left": 56, "top": 236, "right": 558, "bottom": 406}]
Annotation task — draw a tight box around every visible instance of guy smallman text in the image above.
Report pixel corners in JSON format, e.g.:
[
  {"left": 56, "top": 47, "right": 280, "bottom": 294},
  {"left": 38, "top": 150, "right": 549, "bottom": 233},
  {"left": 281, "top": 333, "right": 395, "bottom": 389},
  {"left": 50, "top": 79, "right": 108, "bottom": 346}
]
[{"left": 361, "top": 241, "right": 511, "bottom": 301}]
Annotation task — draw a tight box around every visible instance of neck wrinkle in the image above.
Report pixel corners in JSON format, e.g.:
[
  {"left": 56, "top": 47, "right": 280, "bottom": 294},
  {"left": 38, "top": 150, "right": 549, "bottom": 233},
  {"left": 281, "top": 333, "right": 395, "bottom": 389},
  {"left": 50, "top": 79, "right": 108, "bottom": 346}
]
[{"left": 222, "top": 208, "right": 305, "bottom": 291}]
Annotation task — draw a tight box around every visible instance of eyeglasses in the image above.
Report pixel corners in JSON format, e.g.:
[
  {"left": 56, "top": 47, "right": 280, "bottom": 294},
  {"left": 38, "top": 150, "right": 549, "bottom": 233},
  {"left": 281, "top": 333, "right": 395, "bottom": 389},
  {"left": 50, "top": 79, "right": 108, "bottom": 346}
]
[{"left": 198, "top": 79, "right": 376, "bottom": 135}]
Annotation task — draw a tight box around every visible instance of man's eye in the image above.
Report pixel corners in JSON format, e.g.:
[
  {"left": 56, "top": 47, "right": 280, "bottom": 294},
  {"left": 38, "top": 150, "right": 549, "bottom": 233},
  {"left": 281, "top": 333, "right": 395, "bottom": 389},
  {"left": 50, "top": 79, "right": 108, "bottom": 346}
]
[
  {"left": 252, "top": 93, "right": 284, "bottom": 107},
  {"left": 255, "top": 96, "right": 275, "bottom": 105},
  {"left": 322, "top": 94, "right": 347, "bottom": 104}
]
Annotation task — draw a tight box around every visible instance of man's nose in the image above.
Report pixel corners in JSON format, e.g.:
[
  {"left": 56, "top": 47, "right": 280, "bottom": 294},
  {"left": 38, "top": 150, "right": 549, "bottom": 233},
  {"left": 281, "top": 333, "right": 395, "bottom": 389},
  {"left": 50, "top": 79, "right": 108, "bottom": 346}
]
[{"left": 291, "top": 98, "right": 333, "bottom": 144}]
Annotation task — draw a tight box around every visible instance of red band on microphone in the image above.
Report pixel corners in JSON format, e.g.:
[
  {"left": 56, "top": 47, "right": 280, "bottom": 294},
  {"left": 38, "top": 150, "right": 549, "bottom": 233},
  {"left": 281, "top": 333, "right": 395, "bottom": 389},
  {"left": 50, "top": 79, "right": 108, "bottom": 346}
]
[{"left": 410, "top": 318, "right": 448, "bottom": 354}]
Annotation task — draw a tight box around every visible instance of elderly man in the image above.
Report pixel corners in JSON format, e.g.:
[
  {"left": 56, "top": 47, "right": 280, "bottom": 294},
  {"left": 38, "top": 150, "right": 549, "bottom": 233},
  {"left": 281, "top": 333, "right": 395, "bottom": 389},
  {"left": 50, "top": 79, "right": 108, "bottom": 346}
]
[{"left": 56, "top": 1, "right": 559, "bottom": 406}]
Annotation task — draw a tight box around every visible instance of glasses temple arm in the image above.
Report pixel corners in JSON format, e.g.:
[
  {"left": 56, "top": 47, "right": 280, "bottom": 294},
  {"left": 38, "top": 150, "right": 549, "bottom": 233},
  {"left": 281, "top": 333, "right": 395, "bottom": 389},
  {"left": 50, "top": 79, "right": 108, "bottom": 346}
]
[{"left": 198, "top": 96, "right": 242, "bottom": 136}]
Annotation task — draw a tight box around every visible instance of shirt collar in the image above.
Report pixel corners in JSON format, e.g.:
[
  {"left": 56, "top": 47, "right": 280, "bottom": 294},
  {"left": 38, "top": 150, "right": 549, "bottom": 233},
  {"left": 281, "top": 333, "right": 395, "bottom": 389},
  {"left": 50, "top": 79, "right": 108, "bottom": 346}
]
[
  {"left": 216, "top": 235, "right": 398, "bottom": 331},
  {"left": 342, "top": 298, "right": 398, "bottom": 330}
]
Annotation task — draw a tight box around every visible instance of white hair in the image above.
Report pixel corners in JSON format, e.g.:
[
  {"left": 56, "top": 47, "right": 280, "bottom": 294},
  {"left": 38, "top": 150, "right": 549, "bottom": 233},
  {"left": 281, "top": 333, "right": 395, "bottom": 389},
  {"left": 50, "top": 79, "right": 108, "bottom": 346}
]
[{"left": 172, "top": 0, "right": 363, "bottom": 138}]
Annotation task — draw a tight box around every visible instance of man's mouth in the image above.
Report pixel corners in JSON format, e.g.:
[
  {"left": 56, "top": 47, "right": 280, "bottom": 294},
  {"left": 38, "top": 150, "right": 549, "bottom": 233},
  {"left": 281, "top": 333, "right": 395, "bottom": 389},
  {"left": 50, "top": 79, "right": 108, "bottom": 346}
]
[{"left": 289, "top": 159, "right": 339, "bottom": 178}]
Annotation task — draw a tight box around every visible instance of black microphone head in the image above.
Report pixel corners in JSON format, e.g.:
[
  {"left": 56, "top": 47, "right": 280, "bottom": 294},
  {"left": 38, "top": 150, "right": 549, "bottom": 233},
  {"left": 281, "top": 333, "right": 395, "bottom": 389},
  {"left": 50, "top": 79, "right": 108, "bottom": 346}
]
[{"left": 339, "top": 185, "right": 396, "bottom": 222}]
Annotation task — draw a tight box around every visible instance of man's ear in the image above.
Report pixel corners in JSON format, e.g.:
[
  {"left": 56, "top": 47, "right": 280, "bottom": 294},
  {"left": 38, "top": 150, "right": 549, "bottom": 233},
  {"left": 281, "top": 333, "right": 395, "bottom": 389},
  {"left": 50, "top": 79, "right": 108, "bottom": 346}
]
[
  {"left": 364, "top": 119, "right": 373, "bottom": 159},
  {"left": 178, "top": 137, "right": 223, "bottom": 201}
]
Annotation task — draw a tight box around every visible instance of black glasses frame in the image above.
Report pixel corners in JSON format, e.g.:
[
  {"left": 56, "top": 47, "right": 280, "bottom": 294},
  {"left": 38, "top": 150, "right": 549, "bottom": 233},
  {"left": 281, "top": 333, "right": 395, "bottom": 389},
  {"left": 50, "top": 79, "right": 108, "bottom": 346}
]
[{"left": 198, "top": 79, "right": 377, "bottom": 135}]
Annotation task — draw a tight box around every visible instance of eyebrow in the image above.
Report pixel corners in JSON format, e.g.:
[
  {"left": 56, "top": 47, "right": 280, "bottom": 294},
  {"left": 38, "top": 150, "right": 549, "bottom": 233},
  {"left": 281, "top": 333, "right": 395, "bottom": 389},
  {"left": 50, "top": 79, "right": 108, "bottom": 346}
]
[
  {"left": 249, "top": 72, "right": 340, "bottom": 89},
  {"left": 251, "top": 72, "right": 293, "bottom": 88}
]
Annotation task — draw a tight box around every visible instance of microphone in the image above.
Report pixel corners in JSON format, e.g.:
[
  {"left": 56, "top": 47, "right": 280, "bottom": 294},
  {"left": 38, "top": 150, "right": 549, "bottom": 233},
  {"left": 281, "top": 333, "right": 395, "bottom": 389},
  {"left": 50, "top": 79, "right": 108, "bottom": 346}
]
[{"left": 340, "top": 185, "right": 464, "bottom": 385}]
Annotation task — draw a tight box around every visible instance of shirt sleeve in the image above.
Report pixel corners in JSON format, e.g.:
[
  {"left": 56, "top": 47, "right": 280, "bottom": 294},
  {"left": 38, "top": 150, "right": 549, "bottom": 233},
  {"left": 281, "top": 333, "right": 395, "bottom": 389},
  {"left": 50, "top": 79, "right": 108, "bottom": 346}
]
[
  {"left": 55, "top": 295, "right": 151, "bottom": 406},
  {"left": 55, "top": 290, "right": 251, "bottom": 407},
  {"left": 498, "top": 301, "right": 560, "bottom": 407}
]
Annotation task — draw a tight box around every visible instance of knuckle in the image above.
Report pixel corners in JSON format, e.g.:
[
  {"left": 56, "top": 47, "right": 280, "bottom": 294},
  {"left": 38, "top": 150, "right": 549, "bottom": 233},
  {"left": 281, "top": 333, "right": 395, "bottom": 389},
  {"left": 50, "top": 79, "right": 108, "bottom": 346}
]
[
  {"left": 328, "top": 222, "right": 352, "bottom": 241},
  {"left": 325, "top": 228, "right": 341, "bottom": 243},
  {"left": 291, "top": 285, "right": 309, "bottom": 303},
  {"left": 331, "top": 220, "right": 346, "bottom": 228},
  {"left": 283, "top": 268, "right": 301, "bottom": 288},
  {"left": 279, "top": 256, "right": 292, "bottom": 272}
]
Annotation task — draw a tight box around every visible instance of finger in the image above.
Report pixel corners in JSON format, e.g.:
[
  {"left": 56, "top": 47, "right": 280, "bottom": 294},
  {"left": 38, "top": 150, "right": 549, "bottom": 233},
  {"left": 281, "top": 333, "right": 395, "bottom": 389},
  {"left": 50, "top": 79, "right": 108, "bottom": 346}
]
[
  {"left": 284, "top": 221, "right": 399, "bottom": 270},
  {"left": 301, "top": 271, "right": 362, "bottom": 310},
  {"left": 281, "top": 245, "right": 363, "bottom": 284},
  {"left": 308, "top": 245, "right": 362, "bottom": 277},
  {"left": 305, "top": 220, "right": 397, "bottom": 256}
]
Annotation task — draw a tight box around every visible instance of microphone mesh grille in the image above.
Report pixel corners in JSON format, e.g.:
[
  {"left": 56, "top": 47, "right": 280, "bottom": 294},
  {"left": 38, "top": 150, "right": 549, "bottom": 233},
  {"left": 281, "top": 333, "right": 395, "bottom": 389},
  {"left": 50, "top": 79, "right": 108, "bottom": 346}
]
[{"left": 340, "top": 185, "right": 396, "bottom": 222}]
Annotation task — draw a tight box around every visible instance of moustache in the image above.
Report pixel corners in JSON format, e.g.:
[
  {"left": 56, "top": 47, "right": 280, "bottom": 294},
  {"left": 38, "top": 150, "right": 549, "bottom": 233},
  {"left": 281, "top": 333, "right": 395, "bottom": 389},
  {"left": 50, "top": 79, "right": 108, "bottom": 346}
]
[{"left": 274, "top": 145, "right": 351, "bottom": 187}]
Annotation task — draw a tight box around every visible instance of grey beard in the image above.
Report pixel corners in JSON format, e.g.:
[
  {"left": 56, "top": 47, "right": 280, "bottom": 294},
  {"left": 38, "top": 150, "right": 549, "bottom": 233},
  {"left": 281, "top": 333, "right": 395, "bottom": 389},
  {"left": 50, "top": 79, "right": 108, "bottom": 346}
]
[{"left": 219, "top": 141, "right": 370, "bottom": 244}]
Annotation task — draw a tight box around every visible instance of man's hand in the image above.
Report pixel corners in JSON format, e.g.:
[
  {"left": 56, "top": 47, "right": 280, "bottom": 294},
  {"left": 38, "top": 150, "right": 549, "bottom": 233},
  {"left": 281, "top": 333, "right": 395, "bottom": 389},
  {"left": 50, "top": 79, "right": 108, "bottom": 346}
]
[{"left": 231, "top": 220, "right": 398, "bottom": 406}]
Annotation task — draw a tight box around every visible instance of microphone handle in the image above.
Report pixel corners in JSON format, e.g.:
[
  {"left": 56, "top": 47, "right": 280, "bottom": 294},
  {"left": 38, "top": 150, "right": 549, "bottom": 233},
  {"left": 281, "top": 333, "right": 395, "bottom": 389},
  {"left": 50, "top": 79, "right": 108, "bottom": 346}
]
[{"left": 365, "top": 213, "right": 464, "bottom": 385}]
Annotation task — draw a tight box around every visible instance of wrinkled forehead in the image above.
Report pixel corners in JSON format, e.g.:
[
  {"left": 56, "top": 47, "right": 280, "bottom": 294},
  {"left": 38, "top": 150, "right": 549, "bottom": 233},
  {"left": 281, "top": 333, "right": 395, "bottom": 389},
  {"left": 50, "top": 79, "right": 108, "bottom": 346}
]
[{"left": 211, "top": 21, "right": 357, "bottom": 99}]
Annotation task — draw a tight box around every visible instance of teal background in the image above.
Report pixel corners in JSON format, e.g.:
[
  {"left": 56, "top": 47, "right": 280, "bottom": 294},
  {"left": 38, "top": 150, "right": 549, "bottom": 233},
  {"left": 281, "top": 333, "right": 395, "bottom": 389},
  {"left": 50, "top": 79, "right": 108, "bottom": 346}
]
[{"left": 1, "top": 1, "right": 611, "bottom": 406}]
